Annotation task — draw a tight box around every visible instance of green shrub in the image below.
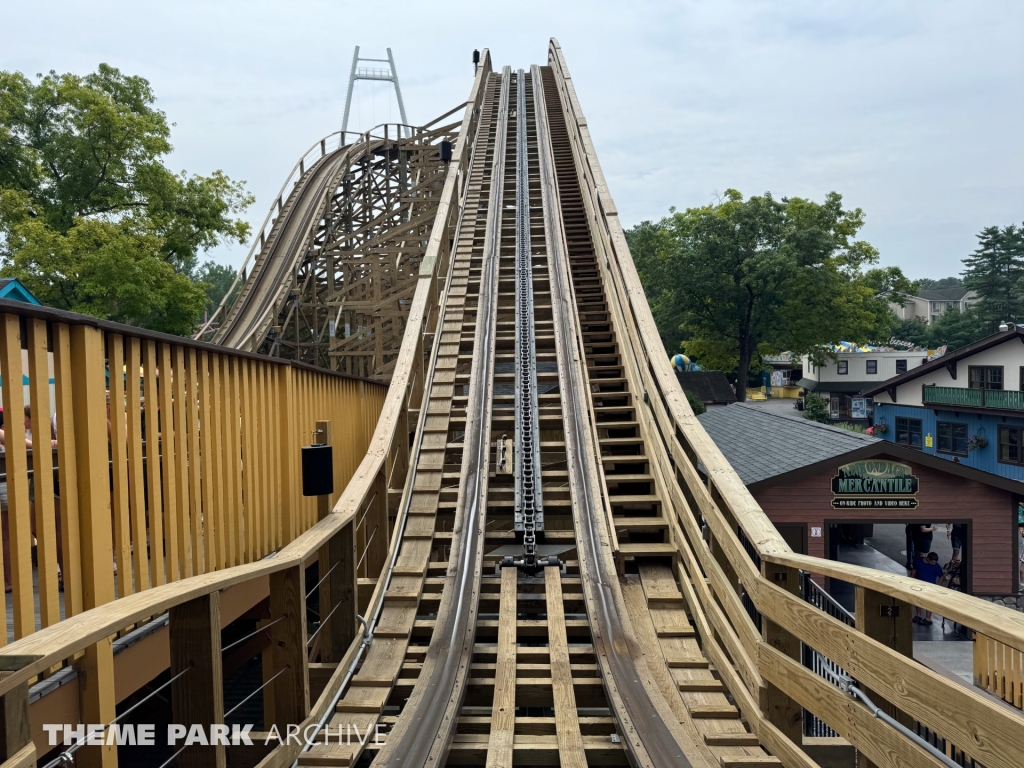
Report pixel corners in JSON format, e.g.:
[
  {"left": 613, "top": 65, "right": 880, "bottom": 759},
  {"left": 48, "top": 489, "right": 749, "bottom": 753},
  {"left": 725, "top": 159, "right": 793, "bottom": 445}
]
[
  {"left": 803, "top": 393, "right": 831, "bottom": 424},
  {"left": 684, "top": 389, "right": 707, "bottom": 415}
]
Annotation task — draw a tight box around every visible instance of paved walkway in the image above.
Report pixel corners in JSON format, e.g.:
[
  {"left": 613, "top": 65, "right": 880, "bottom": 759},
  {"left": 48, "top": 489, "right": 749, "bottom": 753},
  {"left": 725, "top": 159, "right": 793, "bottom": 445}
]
[{"left": 829, "top": 540, "right": 972, "bottom": 682}]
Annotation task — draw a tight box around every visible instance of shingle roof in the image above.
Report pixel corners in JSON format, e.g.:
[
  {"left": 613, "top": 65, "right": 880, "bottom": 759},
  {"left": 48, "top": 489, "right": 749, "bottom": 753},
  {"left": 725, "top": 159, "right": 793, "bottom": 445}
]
[
  {"left": 696, "top": 402, "right": 879, "bottom": 486},
  {"left": 676, "top": 371, "right": 736, "bottom": 404},
  {"left": 918, "top": 288, "right": 970, "bottom": 302}
]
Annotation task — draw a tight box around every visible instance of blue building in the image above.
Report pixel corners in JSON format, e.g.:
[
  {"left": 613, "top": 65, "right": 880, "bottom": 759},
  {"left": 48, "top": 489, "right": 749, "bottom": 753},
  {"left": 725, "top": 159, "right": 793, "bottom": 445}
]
[
  {"left": 0, "top": 278, "right": 41, "bottom": 305},
  {"left": 865, "top": 325, "right": 1024, "bottom": 481}
]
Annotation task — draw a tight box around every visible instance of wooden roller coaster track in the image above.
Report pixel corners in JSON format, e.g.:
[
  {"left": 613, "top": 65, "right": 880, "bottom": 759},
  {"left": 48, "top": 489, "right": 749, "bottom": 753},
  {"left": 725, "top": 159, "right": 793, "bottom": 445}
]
[{"left": 0, "top": 38, "right": 1021, "bottom": 768}]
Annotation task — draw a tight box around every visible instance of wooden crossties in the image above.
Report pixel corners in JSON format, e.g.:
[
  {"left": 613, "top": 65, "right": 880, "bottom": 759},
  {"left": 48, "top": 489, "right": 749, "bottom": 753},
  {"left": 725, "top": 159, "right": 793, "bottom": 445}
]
[
  {"left": 544, "top": 566, "right": 586, "bottom": 768},
  {"left": 485, "top": 567, "right": 517, "bottom": 768}
]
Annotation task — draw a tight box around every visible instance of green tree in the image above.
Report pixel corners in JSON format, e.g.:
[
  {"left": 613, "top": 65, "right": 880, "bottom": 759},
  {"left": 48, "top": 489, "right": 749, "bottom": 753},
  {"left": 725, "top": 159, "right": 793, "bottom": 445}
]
[
  {"left": 926, "top": 305, "right": 987, "bottom": 350},
  {"left": 0, "top": 64, "right": 253, "bottom": 334},
  {"left": 962, "top": 224, "right": 1024, "bottom": 334},
  {"left": 197, "top": 259, "right": 240, "bottom": 313},
  {"left": 804, "top": 393, "right": 830, "bottom": 424},
  {"left": 891, "top": 317, "right": 932, "bottom": 347},
  {"left": 625, "top": 220, "right": 687, "bottom": 354},
  {"left": 916, "top": 276, "right": 964, "bottom": 291},
  {"left": 627, "top": 190, "right": 907, "bottom": 401}
]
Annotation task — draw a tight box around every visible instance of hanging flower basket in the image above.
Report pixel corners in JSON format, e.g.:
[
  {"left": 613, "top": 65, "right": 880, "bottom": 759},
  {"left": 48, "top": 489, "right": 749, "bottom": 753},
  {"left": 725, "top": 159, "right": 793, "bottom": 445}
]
[
  {"left": 968, "top": 435, "right": 988, "bottom": 451},
  {"left": 874, "top": 423, "right": 889, "bottom": 434}
]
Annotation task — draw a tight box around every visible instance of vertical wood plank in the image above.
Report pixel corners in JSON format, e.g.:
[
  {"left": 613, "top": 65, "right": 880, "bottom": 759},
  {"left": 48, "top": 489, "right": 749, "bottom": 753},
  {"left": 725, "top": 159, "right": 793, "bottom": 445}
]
[
  {"left": 281, "top": 366, "right": 298, "bottom": 545},
  {"left": 0, "top": 314, "right": 34, "bottom": 638},
  {"left": 0, "top": 684, "right": 31, "bottom": 762},
  {"left": 255, "top": 364, "right": 271, "bottom": 553},
  {"left": 107, "top": 334, "right": 132, "bottom": 599},
  {"left": 216, "top": 355, "right": 236, "bottom": 567},
  {"left": 143, "top": 340, "right": 165, "bottom": 586},
  {"left": 228, "top": 356, "right": 245, "bottom": 564},
  {"left": 318, "top": 521, "right": 355, "bottom": 663},
  {"left": 269, "top": 366, "right": 285, "bottom": 548},
  {"left": 52, "top": 324, "right": 83, "bottom": 616},
  {"left": 486, "top": 566, "right": 517, "bottom": 768},
  {"left": 239, "top": 359, "right": 257, "bottom": 562},
  {"left": 856, "top": 585, "right": 914, "bottom": 768},
  {"left": 544, "top": 565, "right": 586, "bottom": 768},
  {"left": 269, "top": 564, "right": 309, "bottom": 727},
  {"left": 761, "top": 562, "right": 804, "bottom": 747},
  {"left": 171, "top": 347, "right": 193, "bottom": 578},
  {"left": 197, "top": 351, "right": 217, "bottom": 573},
  {"left": 27, "top": 319, "right": 59, "bottom": 628},
  {"left": 185, "top": 349, "right": 204, "bottom": 575},
  {"left": 158, "top": 343, "right": 179, "bottom": 583},
  {"left": 260, "top": 617, "right": 276, "bottom": 727},
  {"left": 169, "top": 593, "right": 226, "bottom": 768},
  {"left": 69, "top": 324, "right": 117, "bottom": 768},
  {"left": 125, "top": 338, "right": 149, "bottom": 592},
  {"left": 208, "top": 354, "right": 226, "bottom": 570}
]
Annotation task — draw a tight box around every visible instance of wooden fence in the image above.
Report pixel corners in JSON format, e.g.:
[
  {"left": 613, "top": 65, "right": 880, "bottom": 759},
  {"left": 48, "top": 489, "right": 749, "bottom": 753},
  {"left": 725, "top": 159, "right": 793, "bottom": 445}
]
[{"left": 0, "top": 48, "right": 483, "bottom": 768}]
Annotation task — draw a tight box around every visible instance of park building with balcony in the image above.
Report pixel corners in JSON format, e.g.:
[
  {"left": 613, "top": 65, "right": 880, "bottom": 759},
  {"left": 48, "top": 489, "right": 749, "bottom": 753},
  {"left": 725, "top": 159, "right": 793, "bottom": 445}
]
[
  {"left": 864, "top": 324, "right": 1024, "bottom": 481},
  {"left": 798, "top": 345, "right": 929, "bottom": 425}
]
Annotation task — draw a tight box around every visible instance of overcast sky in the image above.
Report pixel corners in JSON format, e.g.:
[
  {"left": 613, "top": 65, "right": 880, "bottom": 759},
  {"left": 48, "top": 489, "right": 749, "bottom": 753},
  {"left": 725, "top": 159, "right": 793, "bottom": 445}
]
[{"left": 5, "top": 1, "right": 1022, "bottom": 279}]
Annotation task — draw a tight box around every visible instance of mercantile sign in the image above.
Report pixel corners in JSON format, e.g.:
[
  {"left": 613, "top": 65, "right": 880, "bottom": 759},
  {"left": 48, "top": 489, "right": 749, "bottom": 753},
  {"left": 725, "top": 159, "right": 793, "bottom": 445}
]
[{"left": 831, "top": 460, "right": 919, "bottom": 509}]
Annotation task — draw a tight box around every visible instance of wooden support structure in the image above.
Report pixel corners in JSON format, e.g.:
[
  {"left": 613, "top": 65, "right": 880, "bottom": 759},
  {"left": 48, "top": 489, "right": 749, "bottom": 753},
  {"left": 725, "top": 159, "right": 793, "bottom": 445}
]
[
  {"left": 269, "top": 564, "right": 309, "bottom": 728},
  {"left": 855, "top": 586, "right": 914, "bottom": 768},
  {"left": 0, "top": 683, "right": 31, "bottom": 767},
  {"left": 761, "top": 562, "right": 803, "bottom": 746},
  {"left": 169, "top": 593, "right": 225, "bottom": 768}
]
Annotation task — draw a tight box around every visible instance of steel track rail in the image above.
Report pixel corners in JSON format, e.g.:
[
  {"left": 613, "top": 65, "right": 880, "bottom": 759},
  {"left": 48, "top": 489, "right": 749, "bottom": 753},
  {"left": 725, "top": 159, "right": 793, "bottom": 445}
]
[
  {"left": 533, "top": 63, "right": 693, "bottom": 768},
  {"left": 513, "top": 68, "right": 544, "bottom": 570},
  {"left": 373, "top": 66, "right": 512, "bottom": 768}
]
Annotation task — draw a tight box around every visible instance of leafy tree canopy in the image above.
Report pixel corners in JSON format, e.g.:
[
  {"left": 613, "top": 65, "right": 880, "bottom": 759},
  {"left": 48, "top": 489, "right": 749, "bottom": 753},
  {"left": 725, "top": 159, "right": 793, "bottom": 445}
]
[
  {"left": 963, "top": 223, "right": 1024, "bottom": 334},
  {"left": 197, "top": 259, "right": 240, "bottom": 313},
  {"left": 0, "top": 64, "right": 252, "bottom": 334},
  {"left": 626, "top": 189, "right": 910, "bottom": 400},
  {"left": 891, "top": 306, "right": 989, "bottom": 352},
  {"left": 915, "top": 276, "right": 964, "bottom": 292}
]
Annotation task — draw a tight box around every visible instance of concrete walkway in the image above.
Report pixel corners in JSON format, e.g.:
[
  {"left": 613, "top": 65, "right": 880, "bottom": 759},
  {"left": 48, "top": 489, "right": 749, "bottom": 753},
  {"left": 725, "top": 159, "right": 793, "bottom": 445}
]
[{"left": 829, "top": 540, "right": 973, "bottom": 683}]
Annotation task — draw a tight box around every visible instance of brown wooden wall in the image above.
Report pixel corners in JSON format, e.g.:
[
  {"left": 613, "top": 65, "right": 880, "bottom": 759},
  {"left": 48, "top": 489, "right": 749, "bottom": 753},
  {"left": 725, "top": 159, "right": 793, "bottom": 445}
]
[{"left": 753, "top": 454, "right": 1016, "bottom": 595}]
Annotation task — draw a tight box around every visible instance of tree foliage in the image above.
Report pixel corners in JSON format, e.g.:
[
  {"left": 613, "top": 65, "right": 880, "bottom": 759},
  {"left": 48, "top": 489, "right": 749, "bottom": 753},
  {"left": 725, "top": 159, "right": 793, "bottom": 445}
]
[
  {"left": 892, "top": 307, "right": 989, "bottom": 351},
  {"left": 0, "top": 64, "right": 253, "bottom": 334},
  {"left": 804, "top": 393, "right": 830, "bottom": 424},
  {"left": 197, "top": 259, "right": 240, "bottom": 313},
  {"left": 915, "top": 276, "right": 963, "bottom": 292},
  {"left": 626, "top": 190, "right": 908, "bottom": 401},
  {"left": 963, "top": 224, "right": 1024, "bottom": 334},
  {"left": 683, "top": 389, "right": 706, "bottom": 416}
]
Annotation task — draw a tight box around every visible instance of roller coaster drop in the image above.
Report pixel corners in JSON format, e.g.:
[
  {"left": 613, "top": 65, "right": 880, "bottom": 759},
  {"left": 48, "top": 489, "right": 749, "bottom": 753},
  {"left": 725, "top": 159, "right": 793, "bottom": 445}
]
[{"left": 185, "top": 38, "right": 1024, "bottom": 768}]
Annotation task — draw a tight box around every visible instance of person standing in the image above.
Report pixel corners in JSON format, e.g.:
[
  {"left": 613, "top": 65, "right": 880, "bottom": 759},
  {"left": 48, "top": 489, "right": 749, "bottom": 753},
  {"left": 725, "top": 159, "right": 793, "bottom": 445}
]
[
  {"left": 912, "top": 552, "right": 944, "bottom": 625},
  {"left": 946, "top": 523, "right": 967, "bottom": 563},
  {"left": 912, "top": 523, "right": 934, "bottom": 565}
]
